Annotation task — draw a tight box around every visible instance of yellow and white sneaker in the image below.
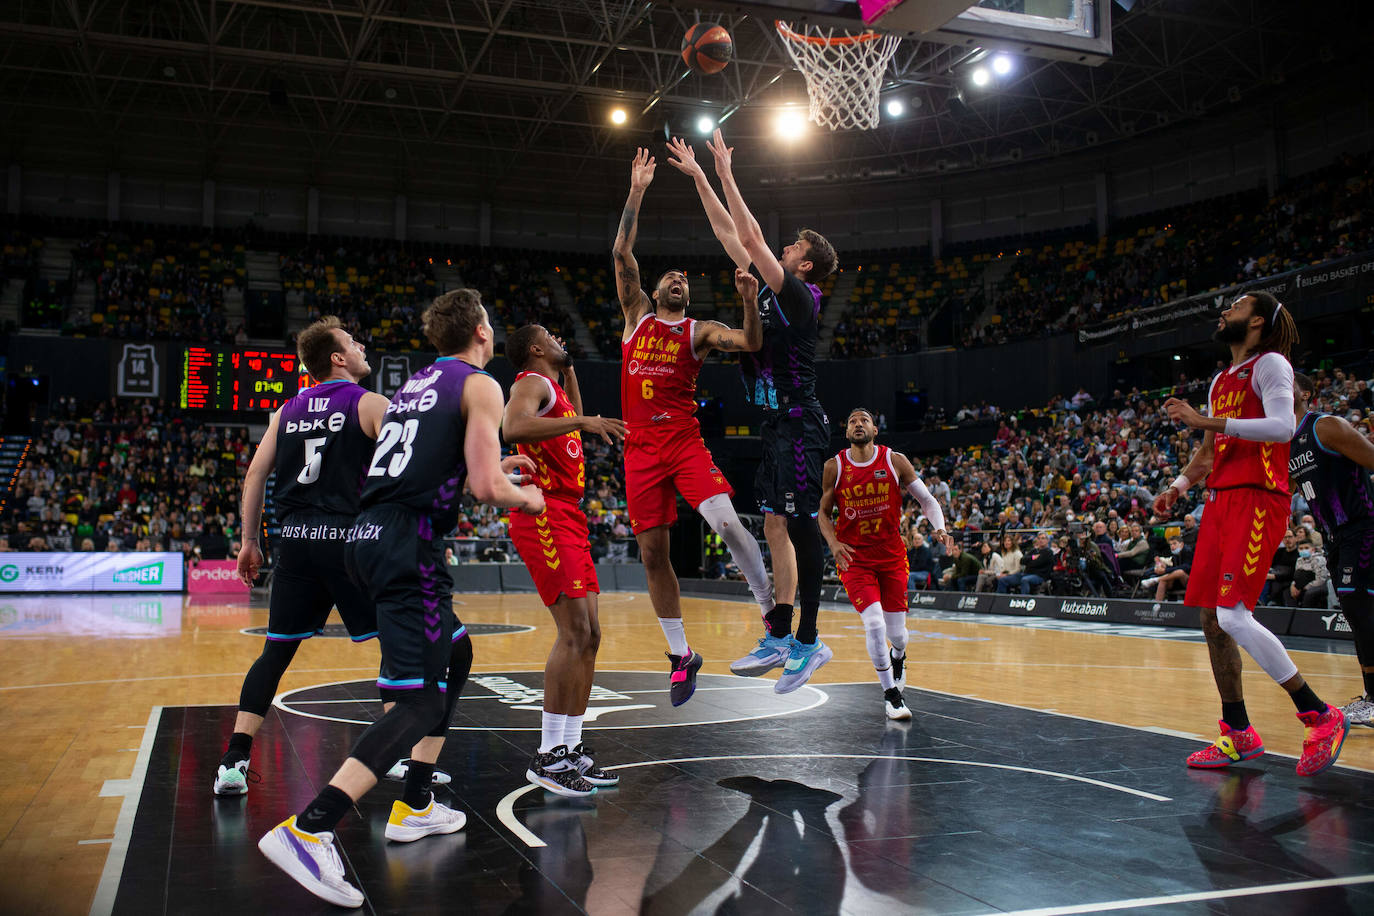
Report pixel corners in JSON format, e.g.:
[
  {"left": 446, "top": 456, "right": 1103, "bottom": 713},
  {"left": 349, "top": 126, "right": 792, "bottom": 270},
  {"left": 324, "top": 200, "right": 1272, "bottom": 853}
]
[
  {"left": 257, "top": 816, "right": 364, "bottom": 908},
  {"left": 384, "top": 798, "right": 466, "bottom": 843}
]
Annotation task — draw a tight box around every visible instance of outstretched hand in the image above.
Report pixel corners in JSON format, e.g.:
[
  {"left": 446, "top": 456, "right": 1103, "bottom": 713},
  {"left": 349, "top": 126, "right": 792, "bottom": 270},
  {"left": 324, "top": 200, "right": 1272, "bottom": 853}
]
[
  {"left": 580, "top": 414, "right": 628, "bottom": 444},
  {"left": 707, "top": 129, "right": 733, "bottom": 173},
  {"left": 630, "top": 147, "right": 656, "bottom": 191},
  {"left": 733, "top": 267, "right": 758, "bottom": 299},
  {"left": 665, "top": 137, "right": 705, "bottom": 178}
]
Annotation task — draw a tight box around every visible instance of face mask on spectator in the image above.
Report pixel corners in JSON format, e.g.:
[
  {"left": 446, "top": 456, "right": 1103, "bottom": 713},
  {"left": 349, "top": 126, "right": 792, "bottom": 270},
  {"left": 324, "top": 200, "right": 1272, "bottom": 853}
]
[{"left": 1298, "top": 548, "right": 1312, "bottom": 559}]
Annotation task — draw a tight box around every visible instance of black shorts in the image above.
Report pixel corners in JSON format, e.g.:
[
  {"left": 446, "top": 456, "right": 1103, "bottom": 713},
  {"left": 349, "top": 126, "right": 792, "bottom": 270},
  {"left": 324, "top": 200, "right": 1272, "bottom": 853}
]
[
  {"left": 1331, "top": 524, "right": 1374, "bottom": 597},
  {"left": 267, "top": 513, "right": 376, "bottom": 642},
  {"left": 347, "top": 504, "right": 464, "bottom": 695},
  {"left": 755, "top": 403, "right": 830, "bottom": 518}
]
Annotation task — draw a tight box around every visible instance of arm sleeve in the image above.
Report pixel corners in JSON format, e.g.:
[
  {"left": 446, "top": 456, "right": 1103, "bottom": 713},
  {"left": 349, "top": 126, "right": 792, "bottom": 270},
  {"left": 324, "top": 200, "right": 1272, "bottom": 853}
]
[
  {"left": 907, "top": 477, "right": 946, "bottom": 533},
  {"left": 1223, "top": 353, "right": 1295, "bottom": 442}
]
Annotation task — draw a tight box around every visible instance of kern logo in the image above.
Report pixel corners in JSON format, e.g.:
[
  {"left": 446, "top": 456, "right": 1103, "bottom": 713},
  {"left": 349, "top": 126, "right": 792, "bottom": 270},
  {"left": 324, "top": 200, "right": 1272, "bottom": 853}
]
[
  {"left": 0, "top": 565, "right": 17, "bottom": 583},
  {"left": 113, "top": 561, "right": 164, "bottom": 586},
  {"left": 1060, "top": 600, "right": 1109, "bottom": 617},
  {"left": 1008, "top": 598, "right": 1037, "bottom": 611}
]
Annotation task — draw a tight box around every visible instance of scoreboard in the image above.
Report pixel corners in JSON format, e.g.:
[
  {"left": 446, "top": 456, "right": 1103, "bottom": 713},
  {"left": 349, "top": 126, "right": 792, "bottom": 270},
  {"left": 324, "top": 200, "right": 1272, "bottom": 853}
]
[{"left": 179, "top": 346, "right": 312, "bottom": 411}]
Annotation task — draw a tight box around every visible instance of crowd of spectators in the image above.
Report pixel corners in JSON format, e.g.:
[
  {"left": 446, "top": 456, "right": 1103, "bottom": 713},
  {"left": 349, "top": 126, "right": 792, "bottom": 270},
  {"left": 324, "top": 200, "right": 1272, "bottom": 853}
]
[{"left": 286, "top": 243, "right": 437, "bottom": 351}]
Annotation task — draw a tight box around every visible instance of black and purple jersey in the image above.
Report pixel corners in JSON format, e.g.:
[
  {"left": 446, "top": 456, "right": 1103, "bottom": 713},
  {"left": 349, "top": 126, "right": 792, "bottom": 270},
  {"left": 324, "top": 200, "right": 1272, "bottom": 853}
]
[
  {"left": 360, "top": 357, "right": 483, "bottom": 534},
  {"left": 1290, "top": 411, "right": 1374, "bottom": 538},
  {"left": 742, "top": 265, "right": 823, "bottom": 411},
  {"left": 272, "top": 379, "right": 372, "bottom": 519}
]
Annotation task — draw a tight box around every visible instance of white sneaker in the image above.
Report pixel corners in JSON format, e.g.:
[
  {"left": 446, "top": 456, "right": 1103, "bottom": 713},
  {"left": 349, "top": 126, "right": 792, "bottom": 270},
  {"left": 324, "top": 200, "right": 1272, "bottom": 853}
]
[
  {"left": 1340, "top": 695, "right": 1374, "bottom": 727},
  {"left": 258, "top": 816, "right": 364, "bottom": 908},
  {"left": 883, "top": 687, "right": 912, "bottom": 721},
  {"left": 1141, "top": 577, "right": 1159, "bottom": 588},
  {"left": 213, "top": 760, "right": 249, "bottom": 796},
  {"left": 384, "top": 798, "right": 466, "bottom": 843},
  {"left": 384, "top": 759, "right": 453, "bottom": 785}
]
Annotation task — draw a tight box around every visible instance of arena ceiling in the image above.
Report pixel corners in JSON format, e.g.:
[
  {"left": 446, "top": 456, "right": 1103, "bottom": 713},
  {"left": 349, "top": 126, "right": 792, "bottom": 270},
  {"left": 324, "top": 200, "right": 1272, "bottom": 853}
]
[{"left": 0, "top": 0, "right": 1363, "bottom": 202}]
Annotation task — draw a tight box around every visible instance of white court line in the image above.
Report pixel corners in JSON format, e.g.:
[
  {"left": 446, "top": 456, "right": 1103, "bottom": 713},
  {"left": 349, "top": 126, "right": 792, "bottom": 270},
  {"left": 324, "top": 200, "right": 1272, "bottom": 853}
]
[
  {"left": 495, "top": 752, "right": 1172, "bottom": 848},
  {"left": 89, "top": 705, "right": 162, "bottom": 916},
  {"left": 990, "top": 873, "right": 1374, "bottom": 915},
  {"left": 291, "top": 683, "right": 787, "bottom": 705},
  {"left": 78, "top": 839, "right": 113, "bottom": 845}
]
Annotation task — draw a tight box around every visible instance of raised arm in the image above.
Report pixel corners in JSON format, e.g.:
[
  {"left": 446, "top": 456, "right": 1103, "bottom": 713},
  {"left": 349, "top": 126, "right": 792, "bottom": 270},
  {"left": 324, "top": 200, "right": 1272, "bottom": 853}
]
[
  {"left": 706, "top": 129, "right": 786, "bottom": 292},
  {"left": 817, "top": 457, "right": 855, "bottom": 571},
  {"left": 693, "top": 268, "right": 762, "bottom": 358},
  {"left": 665, "top": 137, "right": 751, "bottom": 269},
  {"left": 613, "top": 148, "right": 656, "bottom": 327},
  {"left": 463, "top": 373, "right": 544, "bottom": 513},
  {"left": 236, "top": 408, "right": 280, "bottom": 585}
]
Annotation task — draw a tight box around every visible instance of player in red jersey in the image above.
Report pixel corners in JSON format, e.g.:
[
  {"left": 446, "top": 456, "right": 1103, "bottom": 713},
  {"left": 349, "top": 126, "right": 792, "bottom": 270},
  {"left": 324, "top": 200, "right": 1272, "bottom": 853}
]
[
  {"left": 612, "top": 148, "right": 777, "bottom": 706},
  {"left": 503, "top": 325, "right": 627, "bottom": 797},
  {"left": 819, "top": 408, "right": 950, "bottom": 720},
  {"left": 1154, "top": 291, "right": 1348, "bottom": 776}
]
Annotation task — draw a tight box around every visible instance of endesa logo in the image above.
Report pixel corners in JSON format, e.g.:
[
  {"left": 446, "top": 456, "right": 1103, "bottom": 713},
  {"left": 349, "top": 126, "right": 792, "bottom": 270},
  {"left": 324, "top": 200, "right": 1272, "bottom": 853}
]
[{"left": 192, "top": 566, "right": 239, "bottom": 582}]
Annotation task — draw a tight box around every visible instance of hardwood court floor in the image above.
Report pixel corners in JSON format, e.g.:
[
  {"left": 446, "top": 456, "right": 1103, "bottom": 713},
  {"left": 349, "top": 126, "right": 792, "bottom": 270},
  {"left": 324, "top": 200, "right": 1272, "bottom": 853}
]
[{"left": 0, "top": 590, "right": 1370, "bottom": 915}]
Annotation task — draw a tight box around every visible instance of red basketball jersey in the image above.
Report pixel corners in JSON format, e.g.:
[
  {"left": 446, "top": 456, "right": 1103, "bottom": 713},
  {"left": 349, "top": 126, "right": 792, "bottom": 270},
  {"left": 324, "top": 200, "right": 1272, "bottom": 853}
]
[
  {"left": 514, "top": 371, "right": 585, "bottom": 504},
  {"left": 834, "top": 445, "right": 906, "bottom": 560},
  {"left": 1206, "top": 353, "right": 1290, "bottom": 495},
  {"left": 621, "top": 313, "right": 702, "bottom": 430}
]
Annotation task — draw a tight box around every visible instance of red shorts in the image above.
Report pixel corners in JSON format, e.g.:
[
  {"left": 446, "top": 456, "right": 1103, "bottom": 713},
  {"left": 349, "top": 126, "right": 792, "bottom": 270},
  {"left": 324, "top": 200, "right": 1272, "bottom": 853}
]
[
  {"left": 1184, "top": 487, "right": 1289, "bottom": 611},
  {"left": 839, "top": 551, "right": 910, "bottom": 614},
  {"left": 508, "top": 498, "right": 599, "bottom": 607},
  {"left": 624, "top": 424, "right": 733, "bottom": 534}
]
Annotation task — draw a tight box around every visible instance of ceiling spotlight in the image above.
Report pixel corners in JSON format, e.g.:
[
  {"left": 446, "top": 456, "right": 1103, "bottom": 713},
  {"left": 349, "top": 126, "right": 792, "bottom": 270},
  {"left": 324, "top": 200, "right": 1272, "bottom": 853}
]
[
  {"left": 991, "top": 54, "right": 1013, "bottom": 76},
  {"left": 610, "top": 107, "right": 628, "bottom": 125},
  {"left": 384, "top": 87, "right": 397, "bottom": 100},
  {"left": 775, "top": 109, "right": 806, "bottom": 141},
  {"left": 162, "top": 65, "right": 176, "bottom": 78},
  {"left": 696, "top": 115, "right": 715, "bottom": 134},
  {"left": 970, "top": 67, "right": 990, "bottom": 88},
  {"left": 885, "top": 98, "right": 905, "bottom": 118}
]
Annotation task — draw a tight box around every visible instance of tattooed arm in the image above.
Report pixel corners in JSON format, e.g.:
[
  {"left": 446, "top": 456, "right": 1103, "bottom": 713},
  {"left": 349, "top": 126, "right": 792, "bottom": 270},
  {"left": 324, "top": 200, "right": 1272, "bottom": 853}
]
[
  {"left": 693, "top": 268, "right": 763, "bottom": 357},
  {"left": 613, "top": 148, "right": 656, "bottom": 335}
]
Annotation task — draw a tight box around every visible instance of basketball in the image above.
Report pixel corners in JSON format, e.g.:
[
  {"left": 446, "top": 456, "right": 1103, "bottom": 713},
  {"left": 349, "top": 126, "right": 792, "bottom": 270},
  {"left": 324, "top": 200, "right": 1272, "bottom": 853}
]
[{"left": 681, "top": 23, "right": 733, "bottom": 75}]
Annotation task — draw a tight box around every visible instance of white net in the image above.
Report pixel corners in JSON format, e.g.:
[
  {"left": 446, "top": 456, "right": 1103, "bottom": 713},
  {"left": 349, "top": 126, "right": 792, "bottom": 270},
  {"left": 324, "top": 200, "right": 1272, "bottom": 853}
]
[{"left": 776, "top": 21, "right": 902, "bottom": 131}]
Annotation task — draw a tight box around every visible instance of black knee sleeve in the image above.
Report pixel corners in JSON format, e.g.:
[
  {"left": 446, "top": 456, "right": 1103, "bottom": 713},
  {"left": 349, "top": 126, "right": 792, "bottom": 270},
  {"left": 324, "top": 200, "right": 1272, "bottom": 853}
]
[
  {"left": 428, "top": 634, "right": 474, "bottom": 737},
  {"left": 348, "top": 686, "right": 446, "bottom": 777},
  {"left": 1341, "top": 593, "right": 1374, "bottom": 669},
  {"left": 788, "top": 515, "right": 825, "bottom": 643},
  {"left": 238, "top": 639, "right": 302, "bottom": 717}
]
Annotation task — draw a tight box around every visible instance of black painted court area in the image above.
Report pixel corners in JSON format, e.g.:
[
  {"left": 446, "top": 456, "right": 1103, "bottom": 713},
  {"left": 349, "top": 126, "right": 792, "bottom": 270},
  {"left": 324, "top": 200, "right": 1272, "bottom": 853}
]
[{"left": 114, "top": 674, "right": 1374, "bottom": 915}]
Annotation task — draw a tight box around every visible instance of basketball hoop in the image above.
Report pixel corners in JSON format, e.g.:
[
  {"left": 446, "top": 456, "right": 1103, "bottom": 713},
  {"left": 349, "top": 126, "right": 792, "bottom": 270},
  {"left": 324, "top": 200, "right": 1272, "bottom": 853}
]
[{"left": 776, "top": 20, "right": 902, "bottom": 131}]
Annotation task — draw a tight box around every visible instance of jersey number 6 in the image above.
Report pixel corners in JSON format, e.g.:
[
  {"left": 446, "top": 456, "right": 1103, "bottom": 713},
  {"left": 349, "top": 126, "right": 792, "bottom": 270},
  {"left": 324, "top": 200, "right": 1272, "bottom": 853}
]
[{"left": 641, "top": 378, "right": 654, "bottom": 400}]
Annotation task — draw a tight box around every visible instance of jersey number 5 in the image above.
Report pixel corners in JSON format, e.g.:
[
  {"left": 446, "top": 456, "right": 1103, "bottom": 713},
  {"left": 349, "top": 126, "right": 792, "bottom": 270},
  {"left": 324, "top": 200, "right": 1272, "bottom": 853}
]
[
  {"left": 297, "top": 436, "right": 326, "bottom": 484},
  {"left": 368, "top": 419, "right": 419, "bottom": 478}
]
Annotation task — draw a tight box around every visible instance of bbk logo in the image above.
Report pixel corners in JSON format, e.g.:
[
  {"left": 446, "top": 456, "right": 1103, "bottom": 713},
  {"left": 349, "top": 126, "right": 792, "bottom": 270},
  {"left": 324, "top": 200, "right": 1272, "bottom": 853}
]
[
  {"left": 286, "top": 412, "right": 345, "bottom": 434},
  {"left": 1008, "top": 597, "right": 1037, "bottom": 611}
]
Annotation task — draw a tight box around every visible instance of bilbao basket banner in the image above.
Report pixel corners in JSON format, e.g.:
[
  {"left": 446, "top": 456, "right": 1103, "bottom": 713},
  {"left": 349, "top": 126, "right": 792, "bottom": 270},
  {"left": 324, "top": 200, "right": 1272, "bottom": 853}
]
[
  {"left": 0, "top": 552, "right": 185, "bottom": 593},
  {"left": 188, "top": 559, "right": 249, "bottom": 596}
]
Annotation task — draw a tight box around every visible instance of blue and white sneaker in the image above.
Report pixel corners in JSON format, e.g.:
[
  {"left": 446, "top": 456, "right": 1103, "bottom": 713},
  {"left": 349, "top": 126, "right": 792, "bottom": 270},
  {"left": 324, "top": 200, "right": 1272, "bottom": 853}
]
[
  {"left": 730, "top": 633, "right": 792, "bottom": 677},
  {"left": 774, "top": 638, "right": 833, "bottom": 694},
  {"left": 258, "top": 816, "right": 364, "bottom": 908}
]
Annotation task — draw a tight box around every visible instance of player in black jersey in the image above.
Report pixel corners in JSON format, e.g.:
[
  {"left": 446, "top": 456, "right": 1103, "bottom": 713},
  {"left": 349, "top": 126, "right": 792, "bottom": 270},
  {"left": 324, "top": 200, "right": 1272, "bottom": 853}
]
[
  {"left": 667, "top": 130, "right": 839, "bottom": 693},
  {"left": 1292, "top": 372, "right": 1374, "bottom": 727},
  {"left": 258, "top": 290, "right": 543, "bottom": 908}
]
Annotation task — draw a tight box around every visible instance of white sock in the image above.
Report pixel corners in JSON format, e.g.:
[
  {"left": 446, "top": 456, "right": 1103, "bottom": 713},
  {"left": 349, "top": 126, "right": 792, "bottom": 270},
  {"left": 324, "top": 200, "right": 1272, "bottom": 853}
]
[
  {"left": 540, "top": 711, "right": 568, "bottom": 753},
  {"left": 698, "top": 493, "right": 774, "bottom": 614},
  {"left": 860, "top": 604, "right": 895, "bottom": 689},
  {"left": 658, "top": 617, "right": 689, "bottom": 657},
  {"left": 563, "top": 714, "right": 584, "bottom": 751},
  {"left": 885, "top": 611, "right": 909, "bottom": 657}
]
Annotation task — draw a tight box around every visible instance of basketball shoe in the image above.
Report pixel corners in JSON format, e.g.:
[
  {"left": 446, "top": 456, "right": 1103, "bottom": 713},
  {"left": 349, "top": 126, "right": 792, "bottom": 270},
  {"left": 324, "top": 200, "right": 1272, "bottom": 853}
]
[
  {"left": 730, "top": 634, "right": 791, "bottom": 677},
  {"left": 774, "top": 638, "right": 833, "bottom": 694},
  {"left": 1296, "top": 704, "right": 1349, "bottom": 777},
  {"left": 384, "top": 797, "right": 466, "bottom": 843},
  {"left": 1186, "top": 720, "right": 1265, "bottom": 768},
  {"left": 890, "top": 648, "right": 906, "bottom": 689},
  {"left": 384, "top": 759, "right": 453, "bottom": 786},
  {"left": 1340, "top": 694, "right": 1374, "bottom": 728},
  {"left": 883, "top": 687, "right": 912, "bottom": 721},
  {"left": 213, "top": 760, "right": 250, "bottom": 796},
  {"left": 667, "top": 649, "right": 704, "bottom": 706},
  {"left": 568, "top": 743, "right": 619, "bottom": 787},
  {"left": 526, "top": 746, "right": 596, "bottom": 798},
  {"left": 258, "top": 816, "right": 364, "bottom": 908}
]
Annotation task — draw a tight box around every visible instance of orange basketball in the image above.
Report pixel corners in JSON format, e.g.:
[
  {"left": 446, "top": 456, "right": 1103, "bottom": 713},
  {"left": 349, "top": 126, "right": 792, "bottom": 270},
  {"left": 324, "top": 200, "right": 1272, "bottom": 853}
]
[{"left": 682, "top": 23, "right": 733, "bottom": 75}]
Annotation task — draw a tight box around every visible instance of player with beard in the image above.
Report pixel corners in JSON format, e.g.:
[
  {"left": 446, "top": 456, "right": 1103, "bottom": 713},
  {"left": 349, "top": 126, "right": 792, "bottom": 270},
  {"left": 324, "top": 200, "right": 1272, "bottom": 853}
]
[
  {"left": 818, "top": 408, "right": 950, "bottom": 719},
  {"left": 503, "top": 324, "right": 627, "bottom": 795},
  {"left": 1154, "top": 292, "right": 1348, "bottom": 775},
  {"left": 612, "top": 148, "right": 778, "bottom": 706},
  {"left": 1289, "top": 372, "right": 1374, "bottom": 727},
  {"left": 667, "top": 131, "right": 838, "bottom": 694}
]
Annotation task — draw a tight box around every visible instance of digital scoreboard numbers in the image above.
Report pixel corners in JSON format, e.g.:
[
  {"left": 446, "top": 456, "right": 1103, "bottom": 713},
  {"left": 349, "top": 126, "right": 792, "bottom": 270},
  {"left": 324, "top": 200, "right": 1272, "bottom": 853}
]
[{"left": 179, "top": 346, "right": 312, "bottom": 411}]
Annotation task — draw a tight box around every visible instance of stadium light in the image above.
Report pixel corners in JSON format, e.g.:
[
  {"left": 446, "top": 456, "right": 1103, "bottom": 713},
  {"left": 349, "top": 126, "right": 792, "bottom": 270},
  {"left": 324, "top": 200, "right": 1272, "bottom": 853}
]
[
  {"left": 992, "top": 54, "right": 1013, "bottom": 76},
  {"left": 885, "top": 98, "right": 906, "bottom": 118},
  {"left": 970, "top": 67, "right": 990, "bottom": 88},
  {"left": 610, "top": 108, "right": 628, "bottom": 125},
  {"left": 775, "top": 109, "right": 807, "bottom": 140},
  {"left": 696, "top": 115, "right": 715, "bottom": 134}
]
